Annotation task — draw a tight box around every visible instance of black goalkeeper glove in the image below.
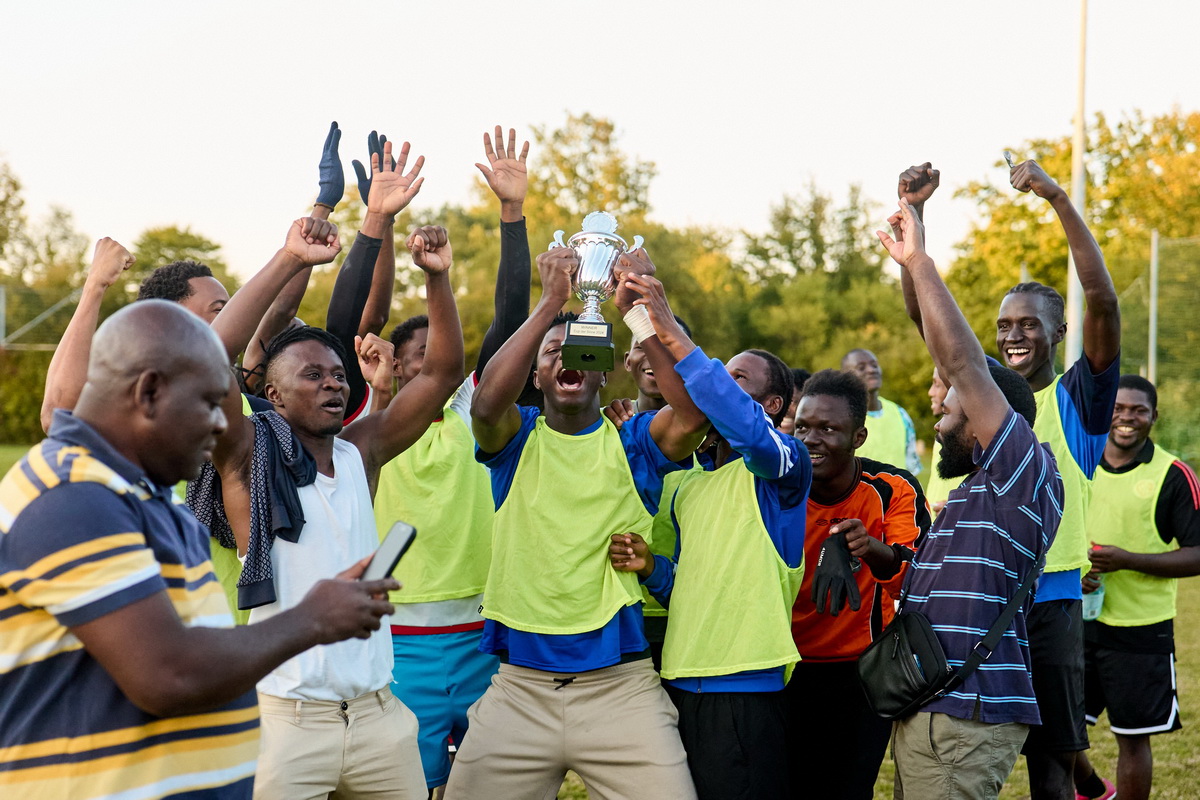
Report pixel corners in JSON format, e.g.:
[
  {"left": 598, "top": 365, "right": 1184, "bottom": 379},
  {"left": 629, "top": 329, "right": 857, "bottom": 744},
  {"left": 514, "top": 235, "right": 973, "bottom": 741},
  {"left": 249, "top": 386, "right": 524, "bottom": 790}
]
[{"left": 810, "top": 532, "right": 861, "bottom": 617}]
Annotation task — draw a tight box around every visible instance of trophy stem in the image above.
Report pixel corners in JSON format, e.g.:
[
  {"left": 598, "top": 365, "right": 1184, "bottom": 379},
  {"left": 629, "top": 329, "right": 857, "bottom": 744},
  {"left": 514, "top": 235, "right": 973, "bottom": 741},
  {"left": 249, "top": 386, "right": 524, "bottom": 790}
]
[{"left": 579, "top": 295, "right": 604, "bottom": 323}]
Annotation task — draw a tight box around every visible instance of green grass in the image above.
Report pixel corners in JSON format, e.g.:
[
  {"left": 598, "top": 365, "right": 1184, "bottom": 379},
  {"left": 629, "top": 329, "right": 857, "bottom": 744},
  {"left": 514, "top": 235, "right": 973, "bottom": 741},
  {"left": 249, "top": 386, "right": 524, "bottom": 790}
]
[
  {"left": 559, "top": 577, "right": 1200, "bottom": 799},
  {"left": 0, "top": 444, "right": 29, "bottom": 477}
]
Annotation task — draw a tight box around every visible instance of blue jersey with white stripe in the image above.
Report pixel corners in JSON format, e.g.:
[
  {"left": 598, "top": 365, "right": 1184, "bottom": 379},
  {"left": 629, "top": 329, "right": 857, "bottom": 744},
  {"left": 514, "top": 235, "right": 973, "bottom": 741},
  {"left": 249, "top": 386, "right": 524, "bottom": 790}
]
[{"left": 900, "top": 409, "right": 1063, "bottom": 725}]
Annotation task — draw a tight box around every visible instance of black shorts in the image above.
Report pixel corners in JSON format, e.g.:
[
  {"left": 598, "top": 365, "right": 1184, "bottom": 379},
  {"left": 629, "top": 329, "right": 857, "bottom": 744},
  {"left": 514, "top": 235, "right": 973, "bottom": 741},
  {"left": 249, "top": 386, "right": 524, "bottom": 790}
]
[
  {"left": 666, "top": 686, "right": 788, "bottom": 800},
  {"left": 1085, "top": 639, "right": 1182, "bottom": 736},
  {"left": 1022, "top": 599, "right": 1090, "bottom": 754}
]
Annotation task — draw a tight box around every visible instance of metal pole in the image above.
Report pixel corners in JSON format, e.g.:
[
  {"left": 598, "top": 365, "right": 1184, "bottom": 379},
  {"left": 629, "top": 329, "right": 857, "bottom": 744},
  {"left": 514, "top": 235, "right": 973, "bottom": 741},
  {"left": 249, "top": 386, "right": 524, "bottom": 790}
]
[
  {"left": 1064, "top": 0, "right": 1088, "bottom": 366},
  {"left": 0, "top": 285, "right": 6, "bottom": 344},
  {"left": 1148, "top": 229, "right": 1159, "bottom": 383}
]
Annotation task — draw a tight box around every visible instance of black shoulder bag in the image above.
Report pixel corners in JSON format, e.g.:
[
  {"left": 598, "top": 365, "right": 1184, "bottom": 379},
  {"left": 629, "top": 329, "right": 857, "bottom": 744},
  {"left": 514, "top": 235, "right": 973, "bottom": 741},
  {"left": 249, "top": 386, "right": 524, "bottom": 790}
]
[{"left": 856, "top": 560, "right": 1040, "bottom": 721}]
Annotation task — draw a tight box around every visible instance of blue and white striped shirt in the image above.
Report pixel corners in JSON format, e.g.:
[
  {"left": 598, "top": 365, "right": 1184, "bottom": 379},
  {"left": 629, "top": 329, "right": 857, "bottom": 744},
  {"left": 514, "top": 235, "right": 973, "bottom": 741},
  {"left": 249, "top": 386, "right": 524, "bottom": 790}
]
[{"left": 901, "top": 409, "right": 1063, "bottom": 725}]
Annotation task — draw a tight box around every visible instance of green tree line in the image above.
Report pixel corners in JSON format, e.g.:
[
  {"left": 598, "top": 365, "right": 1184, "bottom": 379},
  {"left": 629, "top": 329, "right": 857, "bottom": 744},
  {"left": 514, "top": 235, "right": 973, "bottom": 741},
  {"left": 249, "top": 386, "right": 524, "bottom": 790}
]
[{"left": 2, "top": 111, "right": 1196, "bottom": 461}]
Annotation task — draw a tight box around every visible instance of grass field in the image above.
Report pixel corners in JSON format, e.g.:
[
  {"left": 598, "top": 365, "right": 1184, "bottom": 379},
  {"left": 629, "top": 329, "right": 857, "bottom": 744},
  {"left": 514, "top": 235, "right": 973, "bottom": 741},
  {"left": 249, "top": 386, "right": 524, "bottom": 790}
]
[
  {"left": 0, "top": 444, "right": 29, "bottom": 477},
  {"left": 559, "top": 577, "right": 1200, "bottom": 800}
]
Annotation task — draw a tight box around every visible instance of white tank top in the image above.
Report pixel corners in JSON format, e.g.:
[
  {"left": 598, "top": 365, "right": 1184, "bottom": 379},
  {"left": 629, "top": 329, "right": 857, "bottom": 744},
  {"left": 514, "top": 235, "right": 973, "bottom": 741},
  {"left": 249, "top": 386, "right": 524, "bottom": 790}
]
[{"left": 251, "top": 438, "right": 393, "bottom": 701}]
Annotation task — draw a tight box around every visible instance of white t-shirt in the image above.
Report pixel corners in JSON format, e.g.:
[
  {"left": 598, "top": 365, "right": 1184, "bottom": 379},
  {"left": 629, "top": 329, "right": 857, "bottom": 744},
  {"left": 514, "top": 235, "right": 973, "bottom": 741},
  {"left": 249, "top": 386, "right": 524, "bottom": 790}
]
[{"left": 251, "top": 437, "right": 393, "bottom": 701}]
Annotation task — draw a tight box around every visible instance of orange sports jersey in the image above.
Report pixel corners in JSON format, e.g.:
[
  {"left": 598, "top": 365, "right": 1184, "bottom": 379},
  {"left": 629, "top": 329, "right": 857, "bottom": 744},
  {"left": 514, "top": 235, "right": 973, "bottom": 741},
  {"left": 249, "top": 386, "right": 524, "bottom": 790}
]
[{"left": 792, "top": 458, "right": 930, "bottom": 662}]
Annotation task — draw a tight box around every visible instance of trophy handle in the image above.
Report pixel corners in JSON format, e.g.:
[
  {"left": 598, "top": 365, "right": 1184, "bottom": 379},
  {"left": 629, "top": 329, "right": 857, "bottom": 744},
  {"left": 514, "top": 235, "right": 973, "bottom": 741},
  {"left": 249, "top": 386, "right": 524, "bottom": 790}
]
[
  {"left": 630, "top": 235, "right": 644, "bottom": 252},
  {"left": 549, "top": 230, "right": 566, "bottom": 250}
]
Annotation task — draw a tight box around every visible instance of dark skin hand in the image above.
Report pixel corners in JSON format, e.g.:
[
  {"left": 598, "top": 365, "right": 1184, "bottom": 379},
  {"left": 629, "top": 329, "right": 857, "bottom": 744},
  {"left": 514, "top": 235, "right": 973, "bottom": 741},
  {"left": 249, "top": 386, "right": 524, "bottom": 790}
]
[
  {"left": 610, "top": 532, "right": 655, "bottom": 579},
  {"left": 838, "top": 518, "right": 901, "bottom": 580},
  {"left": 475, "top": 125, "right": 530, "bottom": 224},
  {"left": 895, "top": 162, "right": 940, "bottom": 338},
  {"left": 73, "top": 554, "right": 397, "bottom": 718},
  {"left": 1007, "top": 159, "right": 1120, "bottom": 382}
]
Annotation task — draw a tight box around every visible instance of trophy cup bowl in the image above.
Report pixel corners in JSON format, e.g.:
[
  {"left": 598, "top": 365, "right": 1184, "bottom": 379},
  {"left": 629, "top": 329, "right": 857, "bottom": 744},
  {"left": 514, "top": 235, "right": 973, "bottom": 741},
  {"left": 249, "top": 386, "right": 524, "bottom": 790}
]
[{"left": 548, "top": 211, "right": 644, "bottom": 372}]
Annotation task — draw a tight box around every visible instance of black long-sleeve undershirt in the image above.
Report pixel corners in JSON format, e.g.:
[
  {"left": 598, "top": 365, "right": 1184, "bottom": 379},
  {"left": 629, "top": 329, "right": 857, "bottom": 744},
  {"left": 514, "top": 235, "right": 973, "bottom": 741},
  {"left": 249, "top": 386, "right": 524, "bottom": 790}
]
[
  {"left": 326, "top": 232, "right": 382, "bottom": 421},
  {"left": 476, "top": 217, "right": 540, "bottom": 408}
]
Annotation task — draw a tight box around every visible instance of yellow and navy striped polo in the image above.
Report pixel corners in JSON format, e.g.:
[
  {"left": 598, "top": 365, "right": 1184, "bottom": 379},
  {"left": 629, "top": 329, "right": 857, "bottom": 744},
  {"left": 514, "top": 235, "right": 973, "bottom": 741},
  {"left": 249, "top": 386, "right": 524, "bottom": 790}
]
[{"left": 0, "top": 411, "right": 258, "bottom": 799}]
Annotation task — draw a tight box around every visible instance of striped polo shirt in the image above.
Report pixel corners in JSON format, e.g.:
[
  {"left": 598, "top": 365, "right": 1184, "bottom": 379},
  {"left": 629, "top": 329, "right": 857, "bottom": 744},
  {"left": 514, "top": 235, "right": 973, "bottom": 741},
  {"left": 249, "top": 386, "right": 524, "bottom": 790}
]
[
  {"left": 900, "top": 409, "right": 1063, "bottom": 725},
  {"left": 0, "top": 411, "right": 257, "bottom": 799}
]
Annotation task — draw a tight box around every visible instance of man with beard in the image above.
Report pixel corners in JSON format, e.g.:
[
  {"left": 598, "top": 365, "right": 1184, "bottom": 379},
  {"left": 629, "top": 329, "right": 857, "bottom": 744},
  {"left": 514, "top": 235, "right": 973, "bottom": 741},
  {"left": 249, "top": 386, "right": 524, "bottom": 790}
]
[
  {"left": 899, "top": 160, "right": 1119, "bottom": 799},
  {"left": 787, "top": 368, "right": 929, "bottom": 800},
  {"left": 841, "top": 349, "right": 921, "bottom": 476},
  {"left": 879, "top": 197, "right": 1062, "bottom": 799},
  {"left": 446, "top": 247, "right": 706, "bottom": 799},
  {"left": 924, "top": 366, "right": 960, "bottom": 514},
  {"left": 1071, "top": 376, "right": 1200, "bottom": 800}
]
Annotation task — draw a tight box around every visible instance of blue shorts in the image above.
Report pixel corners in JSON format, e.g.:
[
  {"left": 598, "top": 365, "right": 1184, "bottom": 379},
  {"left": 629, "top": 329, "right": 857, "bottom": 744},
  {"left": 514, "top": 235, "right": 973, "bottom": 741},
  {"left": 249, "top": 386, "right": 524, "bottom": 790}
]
[{"left": 390, "top": 628, "right": 500, "bottom": 788}]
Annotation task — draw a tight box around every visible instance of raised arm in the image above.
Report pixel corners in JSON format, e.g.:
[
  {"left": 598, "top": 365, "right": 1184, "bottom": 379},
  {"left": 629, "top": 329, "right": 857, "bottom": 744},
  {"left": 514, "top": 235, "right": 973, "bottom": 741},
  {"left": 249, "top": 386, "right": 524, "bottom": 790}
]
[
  {"left": 343, "top": 226, "right": 463, "bottom": 489},
  {"left": 878, "top": 199, "right": 1010, "bottom": 448},
  {"left": 329, "top": 138, "right": 424, "bottom": 419},
  {"left": 471, "top": 248, "right": 576, "bottom": 453},
  {"left": 895, "top": 162, "right": 940, "bottom": 339},
  {"left": 475, "top": 126, "right": 532, "bottom": 377},
  {"left": 1010, "top": 159, "right": 1120, "bottom": 372},
  {"left": 615, "top": 269, "right": 709, "bottom": 462},
  {"left": 211, "top": 218, "right": 341, "bottom": 470},
  {"left": 41, "top": 238, "right": 135, "bottom": 431},
  {"left": 242, "top": 123, "right": 346, "bottom": 392}
]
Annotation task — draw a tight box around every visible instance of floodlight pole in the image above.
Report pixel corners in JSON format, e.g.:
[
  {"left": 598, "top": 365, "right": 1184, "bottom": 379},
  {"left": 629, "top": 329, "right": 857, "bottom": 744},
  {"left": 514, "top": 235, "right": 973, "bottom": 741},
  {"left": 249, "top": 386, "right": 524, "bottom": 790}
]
[{"left": 1064, "top": 0, "right": 1088, "bottom": 365}]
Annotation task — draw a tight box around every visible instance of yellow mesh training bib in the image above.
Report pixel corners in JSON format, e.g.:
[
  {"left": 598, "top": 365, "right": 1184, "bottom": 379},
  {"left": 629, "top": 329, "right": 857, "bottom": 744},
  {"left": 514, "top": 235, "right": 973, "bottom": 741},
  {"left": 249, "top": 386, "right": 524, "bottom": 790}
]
[
  {"left": 661, "top": 460, "right": 804, "bottom": 680},
  {"left": 482, "top": 416, "right": 649, "bottom": 635}
]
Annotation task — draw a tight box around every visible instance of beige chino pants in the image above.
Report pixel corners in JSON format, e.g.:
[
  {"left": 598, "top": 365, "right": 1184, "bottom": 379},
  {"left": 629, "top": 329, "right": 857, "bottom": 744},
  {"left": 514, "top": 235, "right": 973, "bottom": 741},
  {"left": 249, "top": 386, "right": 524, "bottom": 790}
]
[
  {"left": 892, "top": 710, "right": 1029, "bottom": 800},
  {"left": 444, "top": 659, "right": 697, "bottom": 800},
  {"left": 254, "top": 687, "right": 426, "bottom": 800}
]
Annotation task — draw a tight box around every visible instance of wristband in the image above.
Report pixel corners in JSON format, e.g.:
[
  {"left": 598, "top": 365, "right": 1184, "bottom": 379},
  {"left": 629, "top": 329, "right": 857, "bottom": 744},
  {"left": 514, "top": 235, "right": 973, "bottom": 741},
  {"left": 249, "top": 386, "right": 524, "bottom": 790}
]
[{"left": 623, "top": 305, "right": 657, "bottom": 344}]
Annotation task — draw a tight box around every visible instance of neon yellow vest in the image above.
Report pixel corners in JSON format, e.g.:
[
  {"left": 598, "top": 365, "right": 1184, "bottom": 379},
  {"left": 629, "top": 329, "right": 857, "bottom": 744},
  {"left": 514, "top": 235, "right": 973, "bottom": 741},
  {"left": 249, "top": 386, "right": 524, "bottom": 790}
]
[
  {"left": 178, "top": 394, "right": 255, "bottom": 625},
  {"left": 482, "top": 416, "right": 649, "bottom": 635},
  {"left": 1088, "top": 444, "right": 1179, "bottom": 626},
  {"left": 924, "top": 439, "right": 961, "bottom": 509},
  {"left": 374, "top": 409, "right": 493, "bottom": 604},
  {"left": 858, "top": 397, "right": 908, "bottom": 470},
  {"left": 661, "top": 460, "right": 804, "bottom": 680},
  {"left": 643, "top": 460, "right": 700, "bottom": 618},
  {"left": 1034, "top": 377, "right": 1092, "bottom": 573}
]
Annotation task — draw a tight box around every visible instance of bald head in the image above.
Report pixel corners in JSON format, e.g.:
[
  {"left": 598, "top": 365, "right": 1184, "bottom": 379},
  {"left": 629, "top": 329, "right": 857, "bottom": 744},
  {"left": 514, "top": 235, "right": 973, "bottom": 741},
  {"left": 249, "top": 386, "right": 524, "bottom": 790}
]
[
  {"left": 76, "top": 300, "right": 231, "bottom": 485},
  {"left": 89, "top": 300, "right": 228, "bottom": 390}
]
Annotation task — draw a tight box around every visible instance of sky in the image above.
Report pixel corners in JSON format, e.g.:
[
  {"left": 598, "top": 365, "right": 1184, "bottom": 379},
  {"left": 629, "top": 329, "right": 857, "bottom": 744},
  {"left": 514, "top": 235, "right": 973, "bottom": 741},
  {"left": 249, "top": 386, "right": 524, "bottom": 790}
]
[{"left": 3, "top": 1, "right": 1199, "bottom": 280}]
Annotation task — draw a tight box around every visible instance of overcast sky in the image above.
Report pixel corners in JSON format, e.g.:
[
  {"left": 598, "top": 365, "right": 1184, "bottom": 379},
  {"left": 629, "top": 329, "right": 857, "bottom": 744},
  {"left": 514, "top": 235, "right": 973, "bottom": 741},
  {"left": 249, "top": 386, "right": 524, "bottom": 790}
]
[{"left": 4, "top": 1, "right": 1198, "bottom": 278}]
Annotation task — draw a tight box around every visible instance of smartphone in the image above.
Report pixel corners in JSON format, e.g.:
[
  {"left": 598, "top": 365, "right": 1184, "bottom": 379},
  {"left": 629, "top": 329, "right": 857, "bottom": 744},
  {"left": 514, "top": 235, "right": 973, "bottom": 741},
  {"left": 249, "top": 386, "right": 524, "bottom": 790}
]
[{"left": 362, "top": 521, "right": 417, "bottom": 582}]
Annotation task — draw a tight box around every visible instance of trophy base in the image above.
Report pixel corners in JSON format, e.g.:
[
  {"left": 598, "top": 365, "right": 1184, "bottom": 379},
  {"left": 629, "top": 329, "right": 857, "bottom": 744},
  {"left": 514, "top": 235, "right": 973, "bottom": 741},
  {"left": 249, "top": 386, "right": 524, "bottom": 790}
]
[{"left": 561, "top": 320, "right": 615, "bottom": 372}]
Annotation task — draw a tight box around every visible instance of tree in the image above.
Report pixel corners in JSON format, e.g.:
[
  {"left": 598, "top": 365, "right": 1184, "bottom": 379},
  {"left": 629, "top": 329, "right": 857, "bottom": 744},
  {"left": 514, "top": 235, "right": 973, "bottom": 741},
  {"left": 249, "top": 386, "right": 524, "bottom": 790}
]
[
  {"left": 947, "top": 110, "right": 1200, "bottom": 458},
  {"left": 131, "top": 225, "right": 238, "bottom": 294}
]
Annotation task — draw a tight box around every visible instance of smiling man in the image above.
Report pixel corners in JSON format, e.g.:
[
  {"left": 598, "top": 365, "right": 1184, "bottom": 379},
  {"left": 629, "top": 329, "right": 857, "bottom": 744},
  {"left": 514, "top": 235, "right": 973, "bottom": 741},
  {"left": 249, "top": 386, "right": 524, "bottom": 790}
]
[
  {"left": 1070, "top": 376, "right": 1200, "bottom": 800},
  {"left": 786, "top": 368, "right": 928, "bottom": 800},
  {"left": 899, "top": 159, "right": 1120, "bottom": 800},
  {"left": 447, "top": 246, "right": 706, "bottom": 799}
]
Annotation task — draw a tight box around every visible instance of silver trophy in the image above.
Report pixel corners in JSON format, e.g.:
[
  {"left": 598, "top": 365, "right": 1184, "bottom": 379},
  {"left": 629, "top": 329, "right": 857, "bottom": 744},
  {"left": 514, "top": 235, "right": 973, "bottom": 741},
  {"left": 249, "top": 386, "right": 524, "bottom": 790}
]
[{"left": 549, "top": 211, "right": 644, "bottom": 371}]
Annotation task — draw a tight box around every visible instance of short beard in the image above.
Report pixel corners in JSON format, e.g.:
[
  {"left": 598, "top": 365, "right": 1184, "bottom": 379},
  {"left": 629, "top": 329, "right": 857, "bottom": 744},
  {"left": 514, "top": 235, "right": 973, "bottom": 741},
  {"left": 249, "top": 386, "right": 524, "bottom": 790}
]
[{"left": 937, "top": 418, "right": 976, "bottom": 479}]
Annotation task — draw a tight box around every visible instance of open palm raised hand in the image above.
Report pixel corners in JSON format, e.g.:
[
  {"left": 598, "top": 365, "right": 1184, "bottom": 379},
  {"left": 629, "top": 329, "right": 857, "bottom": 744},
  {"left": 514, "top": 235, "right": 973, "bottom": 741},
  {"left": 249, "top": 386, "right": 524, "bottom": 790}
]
[
  {"left": 475, "top": 125, "right": 529, "bottom": 204},
  {"left": 367, "top": 139, "right": 426, "bottom": 218}
]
